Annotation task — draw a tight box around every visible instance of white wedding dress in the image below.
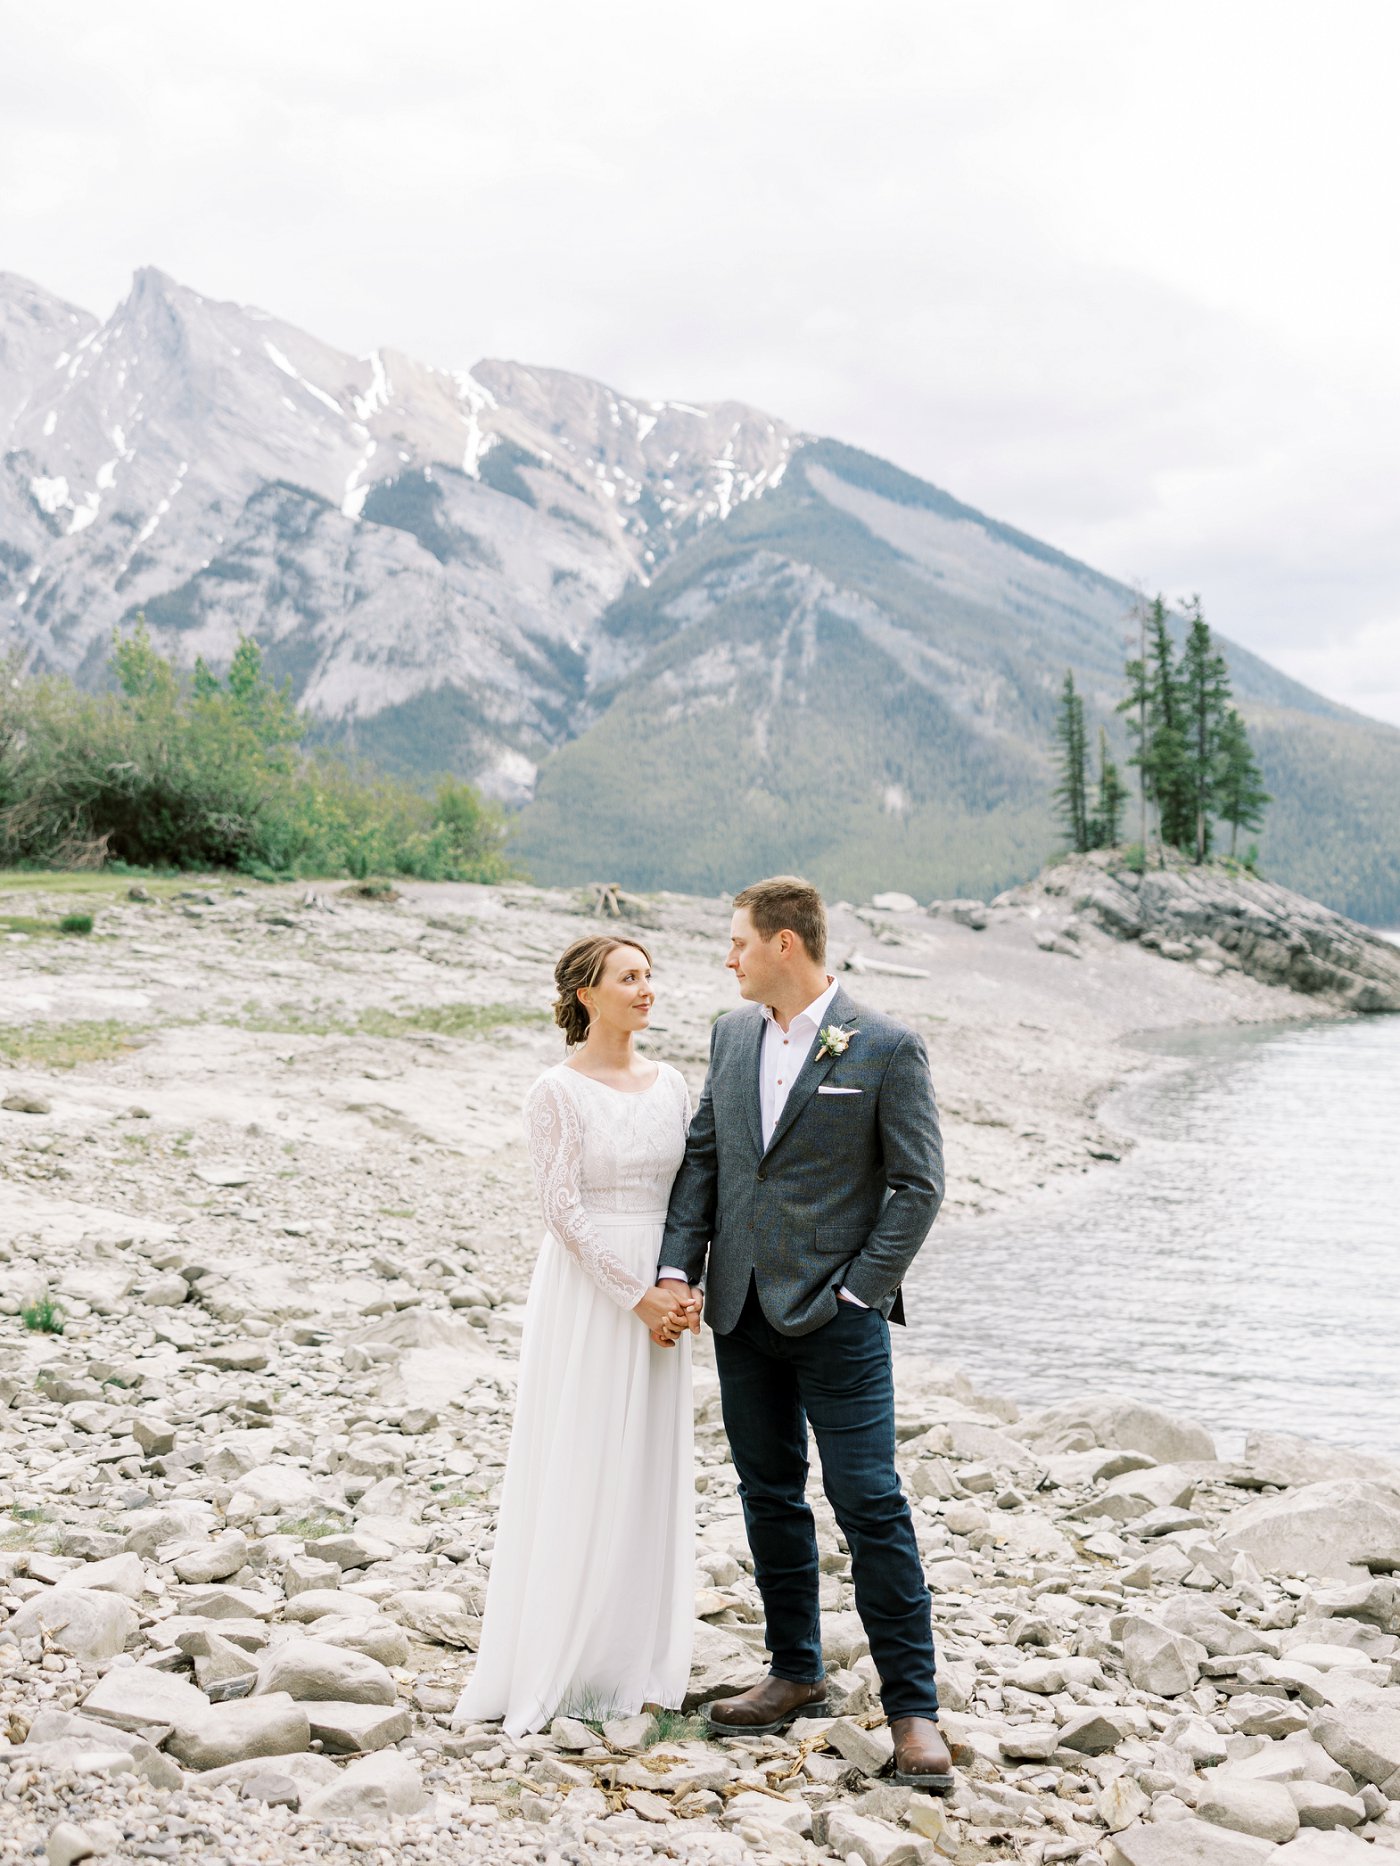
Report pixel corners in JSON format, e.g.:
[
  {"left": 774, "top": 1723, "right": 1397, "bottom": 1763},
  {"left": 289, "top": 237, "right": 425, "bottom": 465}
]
[{"left": 452, "top": 1060, "right": 695, "bottom": 1736}]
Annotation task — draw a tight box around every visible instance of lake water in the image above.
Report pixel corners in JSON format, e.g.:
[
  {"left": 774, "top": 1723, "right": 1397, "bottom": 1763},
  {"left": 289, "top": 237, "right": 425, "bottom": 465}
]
[{"left": 904, "top": 948, "right": 1400, "bottom": 1459}]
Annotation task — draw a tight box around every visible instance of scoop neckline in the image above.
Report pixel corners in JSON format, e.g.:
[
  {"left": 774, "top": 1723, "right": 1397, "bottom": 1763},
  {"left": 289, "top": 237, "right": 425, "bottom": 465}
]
[{"left": 559, "top": 1061, "right": 664, "bottom": 1097}]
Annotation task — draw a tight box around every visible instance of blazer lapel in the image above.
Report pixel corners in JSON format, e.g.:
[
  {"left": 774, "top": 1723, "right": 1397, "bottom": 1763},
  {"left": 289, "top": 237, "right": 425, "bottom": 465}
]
[
  {"left": 741, "top": 1010, "right": 765, "bottom": 1157},
  {"left": 761, "top": 985, "right": 858, "bottom": 1161}
]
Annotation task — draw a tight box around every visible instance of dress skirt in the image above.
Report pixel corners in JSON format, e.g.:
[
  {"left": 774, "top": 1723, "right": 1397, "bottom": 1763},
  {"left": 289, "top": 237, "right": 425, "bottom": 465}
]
[{"left": 453, "top": 1209, "right": 694, "bottom": 1736}]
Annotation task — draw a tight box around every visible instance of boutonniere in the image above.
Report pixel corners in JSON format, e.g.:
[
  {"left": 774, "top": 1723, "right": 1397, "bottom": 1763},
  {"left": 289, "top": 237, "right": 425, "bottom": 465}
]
[{"left": 815, "top": 1022, "right": 858, "bottom": 1062}]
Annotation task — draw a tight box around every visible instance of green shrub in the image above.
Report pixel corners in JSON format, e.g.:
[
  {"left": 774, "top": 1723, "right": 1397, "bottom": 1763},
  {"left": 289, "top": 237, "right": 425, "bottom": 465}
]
[
  {"left": 0, "top": 628, "right": 516, "bottom": 883},
  {"left": 58, "top": 912, "right": 93, "bottom": 934},
  {"left": 20, "top": 1295, "right": 64, "bottom": 1334}
]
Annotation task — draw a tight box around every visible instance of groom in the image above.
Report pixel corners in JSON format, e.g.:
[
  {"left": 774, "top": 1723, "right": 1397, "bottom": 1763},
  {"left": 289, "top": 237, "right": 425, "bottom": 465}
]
[{"left": 658, "top": 876, "right": 952, "bottom": 1789}]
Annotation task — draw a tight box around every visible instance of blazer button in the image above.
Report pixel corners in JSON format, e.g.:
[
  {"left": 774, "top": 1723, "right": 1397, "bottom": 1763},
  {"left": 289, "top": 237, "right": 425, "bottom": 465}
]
[{"left": 756, "top": 1170, "right": 766, "bottom": 1181}]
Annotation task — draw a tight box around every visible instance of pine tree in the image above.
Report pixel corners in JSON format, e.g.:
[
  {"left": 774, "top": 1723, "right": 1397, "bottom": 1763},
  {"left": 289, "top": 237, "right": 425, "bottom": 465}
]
[
  {"left": 1093, "top": 727, "right": 1127, "bottom": 848},
  {"left": 1145, "top": 599, "right": 1195, "bottom": 853},
  {"left": 1117, "top": 598, "right": 1154, "bottom": 854},
  {"left": 1178, "top": 598, "right": 1230, "bottom": 862},
  {"left": 1216, "top": 706, "right": 1271, "bottom": 857},
  {"left": 1053, "top": 671, "right": 1090, "bottom": 853}
]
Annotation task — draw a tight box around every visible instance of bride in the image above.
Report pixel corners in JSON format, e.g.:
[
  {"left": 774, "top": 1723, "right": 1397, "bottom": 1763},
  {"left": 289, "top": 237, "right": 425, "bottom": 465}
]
[{"left": 452, "top": 933, "right": 701, "bottom": 1736}]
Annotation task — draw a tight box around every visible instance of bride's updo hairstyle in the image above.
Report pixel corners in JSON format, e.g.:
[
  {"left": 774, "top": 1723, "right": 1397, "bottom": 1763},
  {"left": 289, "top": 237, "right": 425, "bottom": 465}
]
[{"left": 553, "top": 934, "right": 653, "bottom": 1047}]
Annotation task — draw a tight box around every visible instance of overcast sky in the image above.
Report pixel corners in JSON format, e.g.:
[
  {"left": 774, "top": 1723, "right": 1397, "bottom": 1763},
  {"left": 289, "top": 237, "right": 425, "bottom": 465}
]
[{"left": 5, "top": 1, "right": 1399, "bottom": 725}]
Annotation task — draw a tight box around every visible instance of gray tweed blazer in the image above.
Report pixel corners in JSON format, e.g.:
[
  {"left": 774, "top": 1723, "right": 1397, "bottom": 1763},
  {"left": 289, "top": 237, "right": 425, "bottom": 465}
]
[{"left": 659, "top": 985, "right": 944, "bottom": 1337}]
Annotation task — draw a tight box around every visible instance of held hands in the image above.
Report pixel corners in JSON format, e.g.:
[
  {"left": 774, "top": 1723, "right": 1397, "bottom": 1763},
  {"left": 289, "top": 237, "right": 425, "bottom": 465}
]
[{"left": 634, "top": 1277, "right": 703, "bottom": 1347}]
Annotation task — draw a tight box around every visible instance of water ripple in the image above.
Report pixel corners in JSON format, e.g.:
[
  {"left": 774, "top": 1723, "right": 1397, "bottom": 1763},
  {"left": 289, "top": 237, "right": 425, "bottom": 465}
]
[{"left": 905, "top": 1006, "right": 1400, "bottom": 1458}]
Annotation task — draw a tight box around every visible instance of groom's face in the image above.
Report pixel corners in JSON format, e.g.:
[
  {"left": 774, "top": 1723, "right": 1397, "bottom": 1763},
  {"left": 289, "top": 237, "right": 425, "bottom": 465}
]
[{"left": 728, "top": 907, "right": 785, "bottom": 1004}]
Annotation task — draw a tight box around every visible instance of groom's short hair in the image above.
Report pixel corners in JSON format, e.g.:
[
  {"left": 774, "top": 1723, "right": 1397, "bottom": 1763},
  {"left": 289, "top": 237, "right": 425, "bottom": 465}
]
[{"left": 733, "top": 876, "right": 827, "bottom": 965}]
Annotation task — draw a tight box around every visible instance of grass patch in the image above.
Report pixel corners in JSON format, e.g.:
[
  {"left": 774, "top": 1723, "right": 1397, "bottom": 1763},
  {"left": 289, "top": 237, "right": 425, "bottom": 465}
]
[
  {"left": 58, "top": 912, "right": 94, "bottom": 934},
  {"left": 649, "top": 1709, "right": 710, "bottom": 1744},
  {"left": 357, "top": 1002, "right": 549, "bottom": 1040},
  {"left": 20, "top": 1295, "right": 64, "bottom": 1334},
  {"left": 0, "top": 1020, "right": 142, "bottom": 1070},
  {"left": 0, "top": 1507, "right": 57, "bottom": 1551},
  {"left": 227, "top": 1001, "right": 549, "bottom": 1041},
  {"left": 281, "top": 1516, "right": 341, "bottom": 1540}
]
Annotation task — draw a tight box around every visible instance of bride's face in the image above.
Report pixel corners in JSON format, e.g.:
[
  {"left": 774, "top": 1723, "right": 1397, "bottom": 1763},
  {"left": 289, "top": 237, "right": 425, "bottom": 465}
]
[{"left": 580, "top": 945, "right": 654, "bottom": 1037}]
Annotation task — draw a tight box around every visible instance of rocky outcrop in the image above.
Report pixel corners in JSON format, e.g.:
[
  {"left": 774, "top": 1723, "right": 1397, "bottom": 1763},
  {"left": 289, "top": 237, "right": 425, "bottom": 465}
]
[{"left": 1007, "top": 855, "right": 1400, "bottom": 1012}]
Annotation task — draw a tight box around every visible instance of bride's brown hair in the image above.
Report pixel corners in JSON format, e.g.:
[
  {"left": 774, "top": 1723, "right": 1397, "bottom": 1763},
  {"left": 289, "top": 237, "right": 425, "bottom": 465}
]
[{"left": 553, "top": 934, "right": 653, "bottom": 1047}]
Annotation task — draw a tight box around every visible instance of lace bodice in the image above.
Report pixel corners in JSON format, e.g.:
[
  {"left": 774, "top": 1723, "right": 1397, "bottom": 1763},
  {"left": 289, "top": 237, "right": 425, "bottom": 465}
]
[{"left": 524, "top": 1062, "right": 691, "bottom": 1310}]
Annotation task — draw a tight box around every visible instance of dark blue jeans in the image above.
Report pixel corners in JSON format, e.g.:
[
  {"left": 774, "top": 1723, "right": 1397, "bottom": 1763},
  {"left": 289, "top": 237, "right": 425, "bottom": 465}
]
[{"left": 713, "top": 1276, "right": 938, "bottom": 1722}]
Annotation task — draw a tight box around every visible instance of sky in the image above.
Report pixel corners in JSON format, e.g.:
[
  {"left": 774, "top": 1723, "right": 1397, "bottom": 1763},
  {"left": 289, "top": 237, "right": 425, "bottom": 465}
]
[{"left": 4, "top": 0, "right": 1400, "bottom": 725}]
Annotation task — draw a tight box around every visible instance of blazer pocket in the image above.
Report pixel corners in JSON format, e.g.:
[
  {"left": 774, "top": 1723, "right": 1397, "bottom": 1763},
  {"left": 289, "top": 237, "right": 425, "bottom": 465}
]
[
  {"left": 816, "top": 1086, "right": 863, "bottom": 1096},
  {"left": 814, "top": 1227, "right": 867, "bottom": 1255}
]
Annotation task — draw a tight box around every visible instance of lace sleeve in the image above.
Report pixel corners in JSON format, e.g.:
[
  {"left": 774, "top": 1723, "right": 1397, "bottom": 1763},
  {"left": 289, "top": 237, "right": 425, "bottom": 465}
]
[{"left": 524, "top": 1073, "right": 647, "bottom": 1311}]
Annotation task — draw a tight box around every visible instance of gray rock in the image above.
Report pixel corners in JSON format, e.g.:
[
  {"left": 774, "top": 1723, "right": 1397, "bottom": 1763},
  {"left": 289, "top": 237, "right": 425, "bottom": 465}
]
[
  {"left": 7, "top": 1587, "right": 136, "bottom": 1662},
  {"left": 131, "top": 1415, "right": 177, "bottom": 1457},
  {"left": 1273, "top": 1832, "right": 1382, "bottom": 1862},
  {"left": 195, "top": 1342, "right": 271, "bottom": 1372},
  {"left": 1220, "top": 1480, "right": 1400, "bottom": 1580},
  {"left": 305, "top": 1615, "right": 411, "bottom": 1667},
  {"left": 1122, "top": 1617, "right": 1208, "bottom": 1697},
  {"left": 1017, "top": 1394, "right": 1216, "bottom": 1464},
  {"left": 283, "top": 1553, "right": 340, "bottom": 1596},
  {"left": 1195, "top": 1779, "right": 1300, "bottom": 1843},
  {"left": 549, "top": 1715, "right": 597, "bottom": 1751},
  {"left": 46, "top": 1822, "right": 96, "bottom": 1866},
  {"left": 301, "top": 1751, "right": 427, "bottom": 1821},
  {"left": 1310, "top": 1698, "right": 1400, "bottom": 1785},
  {"left": 166, "top": 1693, "right": 310, "bottom": 1770},
  {"left": 1061, "top": 1707, "right": 1139, "bottom": 1753},
  {"left": 826, "top": 1716, "right": 895, "bottom": 1777},
  {"left": 53, "top": 1552, "right": 145, "bottom": 1600},
  {"left": 254, "top": 1637, "right": 398, "bottom": 1705},
  {"left": 173, "top": 1531, "right": 249, "bottom": 1584},
  {"left": 312, "top": 1531, "right": 396, "bottom": 1569},
  {"left": 383, "top": 1586, "right": 480, "bottom": 1647},
  {"left": 1287, "top": 1781, "right": 1366, "bottom": 1829},
  {"left": 820, "top": 1806, "right": 924, "bottom": 1866},
  {"left": 304, "top": 1699, "right": 411, "bottom": 1754},
  {"left": 82, "top": 1666, "right": 210, "bottom": 1737},
  {"left": 1107, "top": 1816, "right": 1276, "bottom": 1863}
]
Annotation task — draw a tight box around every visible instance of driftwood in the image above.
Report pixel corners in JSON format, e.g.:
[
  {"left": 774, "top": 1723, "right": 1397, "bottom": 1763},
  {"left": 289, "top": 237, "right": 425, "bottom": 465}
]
[
  {"left": 841, "top": 949, "right": 930, "bottom": 979},
  {"left": 583, "top": 882, "right": 653, "bottom": 923}
]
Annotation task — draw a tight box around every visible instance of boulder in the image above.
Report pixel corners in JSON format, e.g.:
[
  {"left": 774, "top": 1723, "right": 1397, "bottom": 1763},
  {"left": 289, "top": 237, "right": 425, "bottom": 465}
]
[
  {"left": 254, "top": 1638, "right": 398, "bottom": 1705},
  {"left": 53, "top": 1553, "right": 146, "bottom": 1600},
  {"left": 166, "top": 1694, "right": 310, "bottom": 1771},
  {"left": 1106, "top": 1816, "right": 1275, "bottom": 1864},
  {"left": 826, "top": 1716, "right": 895, "bottom": 1777},
  {"left": 1274, "top": 1833, "right": 1385, "bottom": 1862},
  {"left": 304, "top": 1700, "right": 411, "bottom": 1754},
  {"left": 301, "top": 1751, "right": 427, "bottom": 1822},
  {"left": 683, "top": 1621, "right": 767, "bottom": 1711},
  {"left": 1242, "top": 1430, "right": 1400, "bottom": 1491},
  {"left": 383, "top": 1587, "right": 480, "bottom": 1647},
  {"left": 1286, "top": 1781, "right": 1366, "bottom": 1829},
  {"left": 1121, "top": 1617, "right": 1208, "bottom": 1697},
  {"left": 304, "top": 1615, "right": 410, "bottom": 1667},
  {"left": 820, "top": 1806, "right": 922, "bottom": 1866},
  {"left": 1195, "top": 1778, "right": 1300, "bottom": 1843},
  {"left": 309, "top": 1531, "right": 396, "bottom": 1570},
  {"left": 173, "top": 1532, "right": 250, "bottom": 1585},
  {"left": 82, "top": 1667, "right": 209, "bottom": 1737},
  {"left": 1220, "top": 1481, "right": 1400, "bottom": 1580},
  {"left": 1017, "top": 1394, "right": 1216, "bottom": 1463},
  {"left": 229, "top": 1464, "right": 325, "bottom": 1513},
  {"left": 1310, "top": 1697, "right": 1400, "bottom": 1785},
  {"left": 7, "top": 1588, "right": 136, "bottom": 1662}
]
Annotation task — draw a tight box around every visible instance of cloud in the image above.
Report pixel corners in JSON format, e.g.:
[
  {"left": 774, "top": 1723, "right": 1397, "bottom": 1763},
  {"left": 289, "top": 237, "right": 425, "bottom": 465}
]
[{"left": 1, "top": 0, "right": 1397, "bottom": 726}]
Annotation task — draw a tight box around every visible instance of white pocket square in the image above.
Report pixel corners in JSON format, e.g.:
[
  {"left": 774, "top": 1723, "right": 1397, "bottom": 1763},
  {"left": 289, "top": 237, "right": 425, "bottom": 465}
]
[{"left": 817, "top": 1086, "right": 862, "bottom": 1095}]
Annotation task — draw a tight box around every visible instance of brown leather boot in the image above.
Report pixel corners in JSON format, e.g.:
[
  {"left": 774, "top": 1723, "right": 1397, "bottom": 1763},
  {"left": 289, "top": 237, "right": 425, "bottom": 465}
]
[
  {"left": 705, "top": 1674, "right": 830, "bottom": 1735},
  {"left": 890, "top": 1715, "right": 954, "bottom": 1790}
]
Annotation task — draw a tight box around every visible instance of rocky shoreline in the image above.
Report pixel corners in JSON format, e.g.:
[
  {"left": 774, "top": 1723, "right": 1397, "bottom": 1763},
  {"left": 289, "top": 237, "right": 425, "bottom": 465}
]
[{"left": 2, "top": 868, "right": 1398, "bottom": 1864}]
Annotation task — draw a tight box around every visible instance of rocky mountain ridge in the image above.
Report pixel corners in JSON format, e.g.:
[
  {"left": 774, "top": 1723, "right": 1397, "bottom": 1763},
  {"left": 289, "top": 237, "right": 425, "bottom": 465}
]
[{"left": 3, "top": 268, "right": 1399, "bottom": 917}]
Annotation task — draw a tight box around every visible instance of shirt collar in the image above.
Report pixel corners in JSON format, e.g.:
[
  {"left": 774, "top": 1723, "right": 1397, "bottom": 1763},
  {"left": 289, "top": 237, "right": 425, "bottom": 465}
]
[{"left": 763, "top": 976, "right": 839, "bottom": 1032}]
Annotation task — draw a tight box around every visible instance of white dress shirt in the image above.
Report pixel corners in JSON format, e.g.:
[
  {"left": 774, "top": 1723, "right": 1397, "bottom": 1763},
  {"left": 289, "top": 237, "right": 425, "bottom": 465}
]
[{"left": 661, "top": 976, "right": 867, "bottom": 1307}]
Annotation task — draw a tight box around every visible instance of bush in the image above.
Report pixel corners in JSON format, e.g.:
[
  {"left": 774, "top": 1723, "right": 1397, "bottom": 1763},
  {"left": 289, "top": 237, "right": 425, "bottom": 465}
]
[
  {"left": 0, "top": 627, "right": 515, "bottom": 883},
  {"left": 58, "top": 912, "right": 93, "bottom": 934}
]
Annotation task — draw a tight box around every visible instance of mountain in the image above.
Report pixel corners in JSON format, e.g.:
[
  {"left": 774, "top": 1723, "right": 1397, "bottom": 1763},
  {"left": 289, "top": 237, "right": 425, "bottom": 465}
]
[{"left": 3, "top": 268, "right": 1398, "bottom": 920}]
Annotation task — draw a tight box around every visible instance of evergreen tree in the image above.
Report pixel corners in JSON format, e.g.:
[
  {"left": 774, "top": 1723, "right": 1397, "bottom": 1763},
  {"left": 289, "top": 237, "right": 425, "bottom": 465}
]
[
  {"left": 1145, "top": 599, "right": 1195, "bottom": 852},
  {"left": 1216, "top": 706, "right": 1271, "bottom": 857},
  {"left": 1178, "top": 598, "right": 1230, "bottom": 862},
  {"left": 1093, "top": 726, "right": 1127, "bottom": 848},
  {"left": 1053, "top": 670, "right": 1091, "bottom": 853}
]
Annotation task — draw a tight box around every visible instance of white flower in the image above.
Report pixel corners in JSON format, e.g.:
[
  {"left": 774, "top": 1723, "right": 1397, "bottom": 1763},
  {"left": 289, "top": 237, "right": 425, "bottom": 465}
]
[{"left": 815, "top": 1022, "right": 857, "bottom": 1061}]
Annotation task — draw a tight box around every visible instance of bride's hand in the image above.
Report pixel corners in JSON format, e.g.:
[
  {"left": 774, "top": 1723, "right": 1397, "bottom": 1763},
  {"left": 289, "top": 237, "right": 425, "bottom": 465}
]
[{"left": 635, "top": 1282, "right": 690, "bottom": 1343}]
